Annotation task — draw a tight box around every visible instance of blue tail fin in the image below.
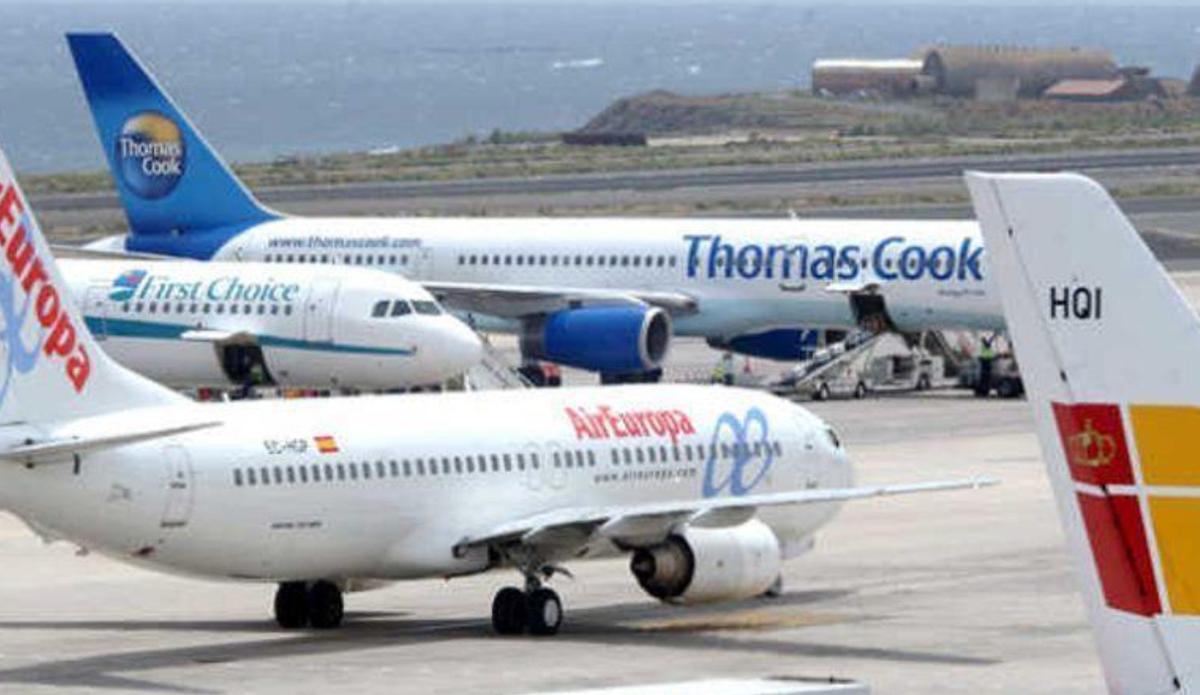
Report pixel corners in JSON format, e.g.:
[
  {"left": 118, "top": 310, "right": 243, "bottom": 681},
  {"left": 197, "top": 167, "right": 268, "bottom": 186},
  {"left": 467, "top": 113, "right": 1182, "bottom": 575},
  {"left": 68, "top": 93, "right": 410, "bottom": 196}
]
[{"left": 67, "top": 32, "right": 277, "bottom": 253}]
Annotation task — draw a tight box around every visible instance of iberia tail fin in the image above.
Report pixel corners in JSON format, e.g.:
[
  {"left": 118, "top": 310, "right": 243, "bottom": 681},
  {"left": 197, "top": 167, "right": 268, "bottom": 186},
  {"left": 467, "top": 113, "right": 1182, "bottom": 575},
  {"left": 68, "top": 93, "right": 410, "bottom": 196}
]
[
  {"left": 0, "top": 145, "right": 184, "bottom": 425},
  {"left": 967, "top": 171, "right": 1200, "bottom": 694}
]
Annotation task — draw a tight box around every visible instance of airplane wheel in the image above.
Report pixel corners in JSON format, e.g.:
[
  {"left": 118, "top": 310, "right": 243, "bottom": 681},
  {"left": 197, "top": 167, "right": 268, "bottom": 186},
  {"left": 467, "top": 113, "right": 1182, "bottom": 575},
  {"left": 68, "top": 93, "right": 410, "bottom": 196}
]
[
  {"left": 307, "top": 580, "right": 344, "bottom": 629},
  {"left": 274, "top": 581, "right": 309, "bottom": 629},
  {"left": 492, "top": 586, "right": 527, "bottom": 635},
  {"left": 526, "top": 588, "right": 563, "bottom": 636}
]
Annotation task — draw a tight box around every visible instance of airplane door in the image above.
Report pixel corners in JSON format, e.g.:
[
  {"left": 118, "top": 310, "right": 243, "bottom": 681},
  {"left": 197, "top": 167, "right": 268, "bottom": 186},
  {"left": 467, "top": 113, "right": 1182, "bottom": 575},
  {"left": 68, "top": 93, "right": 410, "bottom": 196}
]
[
  {"left": 411, "top": 246, "right": 435, "bottom": 281},
  {"left": 161, "top": 445, "right": 194, "bottom": 528},
  {"left": 303, "top": 279, "right": 339, "bottom": 343},
  {"left": 83, "top": 284, "right": 108, "bottom": 340}
]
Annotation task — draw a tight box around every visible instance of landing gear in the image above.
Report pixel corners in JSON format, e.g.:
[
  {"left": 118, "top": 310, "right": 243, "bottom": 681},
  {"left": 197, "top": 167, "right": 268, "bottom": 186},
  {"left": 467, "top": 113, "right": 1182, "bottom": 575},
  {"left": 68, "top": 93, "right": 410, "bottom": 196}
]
[
  {"left": 274, "top": 581, "right": 308, "bottom": 628},
  {"left": 490, "top": 581, "right": 564, "bottom": 636},
  {"left": 272, "top": 580, "right": 344, "bottom": 630}
]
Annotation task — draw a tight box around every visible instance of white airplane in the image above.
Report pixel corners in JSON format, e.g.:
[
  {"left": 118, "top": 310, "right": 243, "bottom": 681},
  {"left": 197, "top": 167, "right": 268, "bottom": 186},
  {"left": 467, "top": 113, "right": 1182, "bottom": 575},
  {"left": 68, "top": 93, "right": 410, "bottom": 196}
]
[
  {"left": 69, "top": 32, "right": 1001, "bottom": 382},
  {"left": 0, "top": 143, "right": 989, "bottom": 635},
  {"left": 60, "top": 258, "right": 481, "bottom": 391},
  {"left": 968, "top": 171, "right": 1200, "bottom": 692}
]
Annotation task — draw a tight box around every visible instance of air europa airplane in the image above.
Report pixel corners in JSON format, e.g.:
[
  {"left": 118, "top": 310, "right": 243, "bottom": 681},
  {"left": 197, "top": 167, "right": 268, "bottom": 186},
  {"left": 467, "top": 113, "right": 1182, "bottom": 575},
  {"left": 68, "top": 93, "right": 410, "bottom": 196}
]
[
  {"left": 968, "top": 171, "right": 1200, "bottom": 692},
  {"left": 59, "top": 258, "right": 481, "bottom": 390},
  {"left": 69, "top": 33, "right": 1003, "bottom": 383},
  {"left": 0, "top": 143, "right": 989, "bottom": 635}
]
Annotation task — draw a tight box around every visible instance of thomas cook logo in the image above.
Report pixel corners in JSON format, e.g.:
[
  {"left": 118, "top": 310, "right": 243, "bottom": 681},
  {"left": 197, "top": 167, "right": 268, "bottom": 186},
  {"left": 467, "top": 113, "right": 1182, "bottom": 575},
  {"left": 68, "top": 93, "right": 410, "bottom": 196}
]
[
  {"left": 702, "top": 407, "right": 774, "bottom": 498},
  {"left": 109, "top": 269, "right": 147, "bottom": 301},
  {"left": 115, "top": 112, "right": 185, "bottom": 200}
]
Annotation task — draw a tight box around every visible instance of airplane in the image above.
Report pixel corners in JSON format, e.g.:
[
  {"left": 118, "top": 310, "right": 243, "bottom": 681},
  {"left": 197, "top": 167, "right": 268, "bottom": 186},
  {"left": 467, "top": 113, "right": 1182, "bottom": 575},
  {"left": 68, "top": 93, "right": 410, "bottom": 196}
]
[
  {"left": 68, "top": 32, "right": 1002, "bottom": 384},
  {"left": 0, "top": 141, "right": 990, "bottom": 635},
  {"left": 967, "top": 171, "right": 1200, "bottom": 692},
  {"left": 60, "top": 257, "right": 482, "bottom": 391}
]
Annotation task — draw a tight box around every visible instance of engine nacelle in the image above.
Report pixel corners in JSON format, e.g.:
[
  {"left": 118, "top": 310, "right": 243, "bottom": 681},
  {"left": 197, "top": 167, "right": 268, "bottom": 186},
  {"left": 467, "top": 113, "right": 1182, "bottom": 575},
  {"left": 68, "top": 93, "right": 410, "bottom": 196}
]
[
  {"left": 709, "top": 329, "right": 823, "bottom": 361},
  {"left": 629, "top": 519, "right": 782, "bottom": 604},
  {"left": 521, "top": 305, "right": 671, "bottom": 373}
]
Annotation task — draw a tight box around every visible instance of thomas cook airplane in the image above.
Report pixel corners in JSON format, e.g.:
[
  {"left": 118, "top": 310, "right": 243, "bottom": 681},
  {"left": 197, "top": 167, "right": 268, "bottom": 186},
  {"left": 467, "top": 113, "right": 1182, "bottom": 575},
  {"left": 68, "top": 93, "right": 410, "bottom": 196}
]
[
  {"left": 968, "top": 171, "right": 1200, "bottom": 693},
  {"left": 69, "top": 32, "right": 1001, "bottom": 384},
  {"left": 0, "top": 143, "right": 991, "bottom": 634},
  {"left": 60, "top": 257, "right": 481, "bottom": 390}
]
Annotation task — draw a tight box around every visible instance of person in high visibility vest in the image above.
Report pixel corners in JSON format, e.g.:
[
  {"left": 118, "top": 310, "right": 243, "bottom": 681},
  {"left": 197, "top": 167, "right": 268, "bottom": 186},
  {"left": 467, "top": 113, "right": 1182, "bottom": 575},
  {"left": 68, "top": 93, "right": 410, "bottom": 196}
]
[{"left": 977, "top": 334, "right": 996, "bottom": 396}]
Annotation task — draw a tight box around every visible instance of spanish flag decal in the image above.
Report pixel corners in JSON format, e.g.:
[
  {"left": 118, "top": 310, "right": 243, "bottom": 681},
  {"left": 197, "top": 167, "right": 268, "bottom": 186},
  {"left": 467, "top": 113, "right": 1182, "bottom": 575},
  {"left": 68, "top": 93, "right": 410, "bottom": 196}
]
[{"left": 314, "top": 435, "right": 339, "bottom": 454}]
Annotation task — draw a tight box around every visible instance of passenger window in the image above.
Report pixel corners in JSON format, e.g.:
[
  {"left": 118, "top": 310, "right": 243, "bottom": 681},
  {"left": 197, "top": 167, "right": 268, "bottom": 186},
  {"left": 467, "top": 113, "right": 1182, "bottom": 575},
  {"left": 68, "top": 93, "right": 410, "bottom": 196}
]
[
  {"left": 323, "top": 463, "right": 333, "bottom": 480},
  {"left": 362, "top": 462, "right": 372, "bottom": 479},
  {"left": 233, "top": 469, "right": 243, "bottom": 486},
  {"left": 349, "top": 464, "right": 359, "bottom": 480},
  {"left": 454, "top": 457, "right": 463, "bottom": 474},
  {"left": 503, "top": 454, "right": 512, "bottom": 472},
  {"left": 388, "top": 460, "right": 398, "bottom": 477},
  {"left": 284, "top": 306, "right": 293, "bottom": 316},
  {"left": 337, "top": 463, "right": 346, "bottom": 481},
  {"left": 647, "top": 447, "right": 656, "bottom": 463},
  {"left": 372, "top": 300, "right": 389, "bottom": 318},
  {"left": 417, "top": 459, "right": 426, "bottom": 476},
  {"left": 247, "top": 469, "right": 257, "bottom": 485},
  {"left": 623, "top": 449, "right": 632, "bottom": 465},
  {"left": 403, "top": 460, "right": 412, "bottom": 477},
  {"left": 553, "top": 452, "right": 561, "bottom": 468},
  {"left": 230, "top": 304, "right": 238, "bottom": 315},
  {"left": 286, "top": 467, "right": 296, "bottom": 483},
  {"left": 273, "top": 468, "right": 283, "bottom": 484},
  {"left": 587, "top": 451, "right": 596, "bottom": 467},
  {"left": 516, "top": 454, "right": 526, "bottom": 471},
  {"left": 636, "top": 448, "right": 645, "bottom": 464},
  {"left": 311, "top": 464, "right": 321, "bottom": 482}
]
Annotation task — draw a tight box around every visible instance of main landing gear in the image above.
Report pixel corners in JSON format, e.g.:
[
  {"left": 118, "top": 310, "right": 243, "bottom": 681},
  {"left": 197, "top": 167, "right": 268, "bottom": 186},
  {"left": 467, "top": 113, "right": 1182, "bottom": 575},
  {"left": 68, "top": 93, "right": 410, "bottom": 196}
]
[
  {"left": 491, "top": 576, "right": 564, "bottom": 636},
  {"left": 274, "top": 580, "right": 344, "bottom": 629}
]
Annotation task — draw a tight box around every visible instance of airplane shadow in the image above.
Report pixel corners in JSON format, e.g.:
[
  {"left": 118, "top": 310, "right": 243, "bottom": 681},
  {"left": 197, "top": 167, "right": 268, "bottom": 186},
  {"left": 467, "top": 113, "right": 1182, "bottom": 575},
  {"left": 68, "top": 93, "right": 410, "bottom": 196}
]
[{"left": 0, "top": 589, "right": 995, "bottom": 692}]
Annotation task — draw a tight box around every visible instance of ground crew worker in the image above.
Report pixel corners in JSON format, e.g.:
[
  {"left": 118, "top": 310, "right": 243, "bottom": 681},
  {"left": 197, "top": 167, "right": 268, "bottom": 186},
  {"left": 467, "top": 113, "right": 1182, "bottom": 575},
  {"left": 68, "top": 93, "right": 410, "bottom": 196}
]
[{"left": 977, "top": 334, "right": 996, "bottom": 397}]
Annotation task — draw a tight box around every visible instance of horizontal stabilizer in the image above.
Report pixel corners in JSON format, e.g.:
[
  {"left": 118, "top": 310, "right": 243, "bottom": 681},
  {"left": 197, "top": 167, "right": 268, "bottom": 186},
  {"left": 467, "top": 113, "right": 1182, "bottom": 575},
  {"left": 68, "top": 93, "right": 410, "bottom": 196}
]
[{"left": 0, "top": 420, "right": 221, "bottom": 465}]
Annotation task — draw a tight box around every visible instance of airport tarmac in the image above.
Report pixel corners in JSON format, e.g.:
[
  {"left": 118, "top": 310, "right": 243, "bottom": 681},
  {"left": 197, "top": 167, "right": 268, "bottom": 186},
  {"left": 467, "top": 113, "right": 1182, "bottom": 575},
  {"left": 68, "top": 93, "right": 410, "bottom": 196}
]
[{"left": 8, "top": 258, "right": 1195, "bottom": 694}]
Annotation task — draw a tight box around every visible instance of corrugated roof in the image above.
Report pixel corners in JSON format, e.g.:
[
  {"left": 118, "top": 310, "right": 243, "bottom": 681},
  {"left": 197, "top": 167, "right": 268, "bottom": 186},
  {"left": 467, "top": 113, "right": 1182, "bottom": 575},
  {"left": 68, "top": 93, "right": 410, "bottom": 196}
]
[{"left": 812, "top": 59, "right": 923, "bottom": 72}]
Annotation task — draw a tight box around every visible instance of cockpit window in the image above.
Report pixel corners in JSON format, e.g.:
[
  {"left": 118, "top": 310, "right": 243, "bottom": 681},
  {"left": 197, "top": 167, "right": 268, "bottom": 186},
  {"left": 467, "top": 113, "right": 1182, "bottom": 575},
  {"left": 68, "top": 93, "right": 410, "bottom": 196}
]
[
  {"left": 825, "top": 427, "right": 842, "bottom": 450},
  {"left": 412, "top": 300, "right": 442, "bottom": 316},
  {"left": 390, "top": 300, "right": 412, "bottom": 317},
  {"left": 371, "top": 300, "right": 389, "bottom": 318}
]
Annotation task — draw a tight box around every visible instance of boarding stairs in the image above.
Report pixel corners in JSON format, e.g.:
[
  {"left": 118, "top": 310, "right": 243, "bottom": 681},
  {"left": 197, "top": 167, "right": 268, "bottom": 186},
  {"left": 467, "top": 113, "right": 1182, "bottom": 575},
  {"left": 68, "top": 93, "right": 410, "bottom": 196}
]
[
  {"left": 771, "top": 328, "right": 885, "bottom": 397},
  {"left": 464, "top": 336, "right": 532, "bottom": 390}
]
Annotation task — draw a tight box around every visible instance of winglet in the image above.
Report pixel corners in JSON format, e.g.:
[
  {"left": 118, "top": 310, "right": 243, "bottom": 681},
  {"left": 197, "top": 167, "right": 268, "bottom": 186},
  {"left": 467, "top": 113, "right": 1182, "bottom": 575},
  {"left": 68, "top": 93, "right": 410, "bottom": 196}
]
[{"left": 967, "top": 170, "right": 1200, "bottom": 693}]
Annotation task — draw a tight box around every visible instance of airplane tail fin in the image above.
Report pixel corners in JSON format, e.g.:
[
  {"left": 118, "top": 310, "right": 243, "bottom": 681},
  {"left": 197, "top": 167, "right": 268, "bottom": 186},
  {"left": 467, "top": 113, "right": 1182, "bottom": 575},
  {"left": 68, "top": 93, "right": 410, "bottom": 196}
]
[
  {"left": 967, "top": 171, "right": 1200, "bottom": 694},
  {"left": 66, "top": 32, "right": 277, "bottom": 257},
  {"left": 0, "top": 145, "right": 184, "bottom": 425}
]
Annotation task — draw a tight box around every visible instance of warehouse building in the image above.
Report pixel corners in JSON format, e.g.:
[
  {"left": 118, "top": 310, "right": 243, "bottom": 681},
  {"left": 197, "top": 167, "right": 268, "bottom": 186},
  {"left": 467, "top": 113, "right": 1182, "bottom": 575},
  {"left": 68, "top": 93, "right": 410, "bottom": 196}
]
[
  {"left": 811, "top": 58, "right": 927, "bottom": 96},
  {"left": 916, "top": 45, "right": 1117, "bottom": 98}
]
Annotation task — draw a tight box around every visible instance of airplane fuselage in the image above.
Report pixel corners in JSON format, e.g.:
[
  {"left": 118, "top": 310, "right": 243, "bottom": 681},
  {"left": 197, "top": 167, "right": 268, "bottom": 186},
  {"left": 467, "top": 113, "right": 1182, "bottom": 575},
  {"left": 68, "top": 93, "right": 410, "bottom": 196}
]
[{"left": 0, "top": 384, "right": 847, "bottom": 583}]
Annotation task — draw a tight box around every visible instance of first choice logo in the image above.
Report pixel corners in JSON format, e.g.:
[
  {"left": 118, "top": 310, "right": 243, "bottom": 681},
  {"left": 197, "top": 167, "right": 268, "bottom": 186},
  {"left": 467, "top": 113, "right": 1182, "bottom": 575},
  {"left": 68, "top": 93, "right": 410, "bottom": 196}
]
[{"left": 115, "top": 111, "right": 185, "bottom": 200}]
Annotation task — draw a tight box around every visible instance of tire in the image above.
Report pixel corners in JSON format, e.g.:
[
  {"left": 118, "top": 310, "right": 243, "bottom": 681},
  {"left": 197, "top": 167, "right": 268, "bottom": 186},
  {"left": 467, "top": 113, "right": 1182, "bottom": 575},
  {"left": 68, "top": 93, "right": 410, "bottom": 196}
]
[
  {"left": 274, "top": 582, "right": 308, "bottom": 629},
  {"left": 814, "top": 383, "right": 830, "bottom": 401},
  {"left": 307, "top": 580, "right": 344, "bottom": 629},
  {"left": 526, "top": 588, "right": 563, "bottom": 636},
  {"left": 491, "top": 586, "right": 527, "bottom": 635},
  {"left": 853, "top": 382, "right": 867, "bottom": 399}
]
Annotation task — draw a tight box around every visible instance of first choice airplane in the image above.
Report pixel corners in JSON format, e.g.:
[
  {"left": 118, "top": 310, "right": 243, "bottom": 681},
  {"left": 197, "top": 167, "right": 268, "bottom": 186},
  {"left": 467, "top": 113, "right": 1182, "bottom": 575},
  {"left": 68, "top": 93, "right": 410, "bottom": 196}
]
[
  {"left": 0, "top": 141, "right": 990, "bottom": 635},
  {"left": 63, "top": 257, "right": 481, "bottom": 391},
  {"left": 969, "top": 171, "right": 1200, "bottom": 692},
  {"left": 70, "top": 32, "right": 1003, "bottom": 382}
]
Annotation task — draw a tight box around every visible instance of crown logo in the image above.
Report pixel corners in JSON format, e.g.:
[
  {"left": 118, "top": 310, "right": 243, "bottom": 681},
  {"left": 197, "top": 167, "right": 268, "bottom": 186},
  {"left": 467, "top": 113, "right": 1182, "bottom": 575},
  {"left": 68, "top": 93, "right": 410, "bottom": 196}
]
[{"left": 1065, "top": 419, "right": 1116, "bottom": 468}]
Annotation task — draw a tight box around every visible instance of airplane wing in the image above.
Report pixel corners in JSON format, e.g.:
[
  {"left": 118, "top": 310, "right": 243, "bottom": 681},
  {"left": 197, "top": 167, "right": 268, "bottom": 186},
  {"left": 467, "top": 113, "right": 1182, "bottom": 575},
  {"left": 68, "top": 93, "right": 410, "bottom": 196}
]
[
  {"left": 423, "top": 281, "right": 698, "bottom": 318},
  {"left": 50, "top": 244, "right": 179, "bottom": 261},
  {"left": 454, "top": 477, "right": 995, "bottom": 558}
]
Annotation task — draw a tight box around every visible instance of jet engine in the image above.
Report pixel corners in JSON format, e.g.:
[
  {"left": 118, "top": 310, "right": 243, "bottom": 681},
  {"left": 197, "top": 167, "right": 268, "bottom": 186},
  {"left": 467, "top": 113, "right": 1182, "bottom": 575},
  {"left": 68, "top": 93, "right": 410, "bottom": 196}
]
[
  {"left": 629, "top": 519, "right": 782, "bottom": 604},
  {"left": 521, "top": 305, "right": 671, "bottom": 373}
]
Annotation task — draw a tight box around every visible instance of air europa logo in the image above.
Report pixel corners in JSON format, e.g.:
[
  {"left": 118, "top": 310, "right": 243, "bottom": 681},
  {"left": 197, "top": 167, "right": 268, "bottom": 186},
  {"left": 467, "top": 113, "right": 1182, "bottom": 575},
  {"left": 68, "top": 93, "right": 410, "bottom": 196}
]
[
  {"left": 702, "top": 407, "right": 773, "bottom": 498},
  {"left": 0, "top": 183, "right": 90, "bottom": 395},
  {"left": 566, "top": 405, "right": 695, "bottom": 445},
  {"left": 115, "top": 111, "right": 185, "bottom": 200}
]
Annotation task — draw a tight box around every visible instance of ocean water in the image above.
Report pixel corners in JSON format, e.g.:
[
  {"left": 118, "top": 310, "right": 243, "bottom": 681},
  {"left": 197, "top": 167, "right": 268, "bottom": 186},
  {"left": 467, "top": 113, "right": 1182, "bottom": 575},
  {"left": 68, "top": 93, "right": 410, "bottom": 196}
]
[{"left": 0, "top": 2, "right": 1198, "bottom": 172}]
